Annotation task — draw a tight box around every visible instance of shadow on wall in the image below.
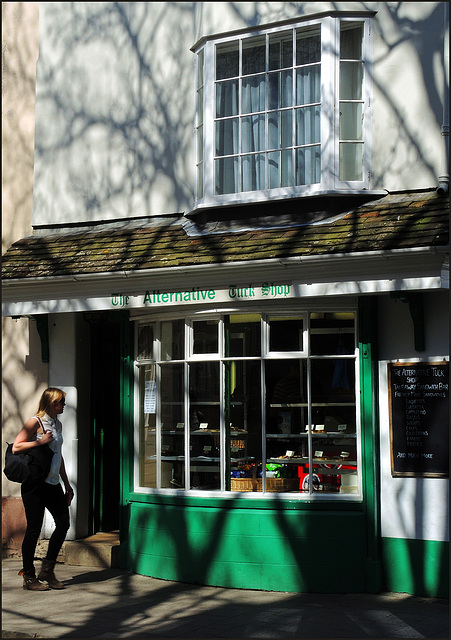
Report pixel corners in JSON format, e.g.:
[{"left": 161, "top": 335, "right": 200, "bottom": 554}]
[
  {"left": 33, "top": 2, "right": 197, "bottom": 224},
  {"left": 1, "top": 2, "right": 39, "bottom": 253},
  {"left": 124, "top": 490, "right": 447, "bottom": 598},
  {"left": 31, "top": 2, "right": 447, "bottom": 225}
]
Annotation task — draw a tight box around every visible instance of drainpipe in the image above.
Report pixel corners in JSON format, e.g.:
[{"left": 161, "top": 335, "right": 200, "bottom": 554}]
[{"left": 437, "top": 2, "right": 449, "bottom": 196}]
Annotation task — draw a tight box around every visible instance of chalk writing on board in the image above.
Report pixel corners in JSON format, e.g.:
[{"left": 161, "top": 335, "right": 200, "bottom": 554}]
[{"left": 388, "top": 362, "right": 449, "bottom": 477}]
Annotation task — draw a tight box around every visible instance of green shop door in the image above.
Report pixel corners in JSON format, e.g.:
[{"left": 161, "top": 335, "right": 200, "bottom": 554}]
[{"left": 89, "top": 317, "right": 121, "bottom": 533}]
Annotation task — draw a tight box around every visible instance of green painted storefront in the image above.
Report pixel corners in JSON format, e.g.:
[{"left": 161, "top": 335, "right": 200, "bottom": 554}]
[
  {"left": 125, "top": 499, "right": 367, "bottom": 592},
  {"left": 381, "top": 537, "right": 449, "bottom": 598},
  {"left": 116, "top": 299, "right": 376, "bottom": 593},
  {"left": 113, "top": 298, "right": 448, "bottom": 597}
]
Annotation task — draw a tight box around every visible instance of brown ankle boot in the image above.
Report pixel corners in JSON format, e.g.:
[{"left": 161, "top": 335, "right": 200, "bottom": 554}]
[
  {"left": 38, "top": 559, "right": 65, "bottom": 590},
  {"left": 20, "top": 568, "right": 50, "bottom": 591}
]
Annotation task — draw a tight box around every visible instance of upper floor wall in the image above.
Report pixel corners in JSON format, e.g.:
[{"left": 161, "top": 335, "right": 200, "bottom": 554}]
[
  {"left": 32, "top": 2, "right": 449, "bottom": 227},
  {"left": 2, "top": 2, "right": 40, "bottom": 251}
]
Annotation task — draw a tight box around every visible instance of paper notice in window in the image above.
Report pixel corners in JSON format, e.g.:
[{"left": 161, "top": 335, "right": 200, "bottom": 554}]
[{"left": 144, "top": 380, "right": 156, "bottom": 414}]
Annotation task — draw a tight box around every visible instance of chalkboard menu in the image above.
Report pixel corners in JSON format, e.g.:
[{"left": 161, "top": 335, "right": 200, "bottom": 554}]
[{"left": 388, "top": 362, "right": 449, "bottom": 477}]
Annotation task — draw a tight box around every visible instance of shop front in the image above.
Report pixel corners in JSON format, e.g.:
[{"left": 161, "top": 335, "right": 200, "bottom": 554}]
[
  {"left": 2, "top": 191, "right": 448, "bottom": 596},
  {"left": 122, "top": 292, "right": 378, "bottom": 593}
]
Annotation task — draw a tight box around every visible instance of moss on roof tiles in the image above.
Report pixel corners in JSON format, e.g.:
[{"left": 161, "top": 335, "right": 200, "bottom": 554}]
[{"left": 2, "top": 190, "right": 448, "bottom": 280}]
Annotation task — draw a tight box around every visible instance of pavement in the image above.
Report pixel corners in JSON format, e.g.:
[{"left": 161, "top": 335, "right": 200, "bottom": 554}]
[{"left": 2, "top": 558, "right": 449, "bottom": 639}]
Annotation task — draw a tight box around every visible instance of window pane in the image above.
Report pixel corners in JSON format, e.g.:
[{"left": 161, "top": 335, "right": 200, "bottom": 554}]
[
  {"left": 216, "top": 118, "right": 239, "bottom": 156},
  {"left": 296, "top": 29, "right": 321, "bottom": 65},
  {"left": 193, "top": 320, "right": 219, "bottom": 354},
  {"left": 197, "top": 124, "right": 204, "bottom": 162},
  {"left": 201, "top": 18, "right": 370, "bottom": 202},
  {"left": 137, "top": 308, "right": 360, "bottom": 497},
  {"left": 268, "top": 150, "right": 293, "bottom": 188},
  {"left": 269, "top": 316, "right": 304, "bottom": 351},
  {"left": 242, "top": 115, "right": 265, "bottom": 152},
  {"left": 161, "top": 363, "right": 185, "bottom": 489},
  {"left": 311, "top": 352, "right": 358, "bottom": 493},
  {"left": 161, "top": 363, "right": 184, "bottom": 427},
  {"left": 139, "top": 364, "right": 156, "bottom": 487},
  {"left": 197, "top": 49, "right": 204, "bottom": 88},
  {"left": 215, "top": 156, "right": 239, "bottom": 194},
  {"left": 216, "top": 79, "right": 239, "bottom": 118},
  {"left": 242, "top": 37, "right": 265, "bottom": 75},
  {"left": 242, "top": 153, "right": 265, "bottom": 191},
  {"left": 340, "top": 23, "right": 363, "bottom": 60},
  {"left": 311, "top": 406, "right": 356, "bottom": 434},
  {"left": 267, "top": 359, "right": 307, "bottom": 410},
  {"left": 265, "top": 359, "right": 307, "bottom": 495},
  {"left": 310, "top": 312, "right": 355, "bottom": 356},
  {"left": 340, "top": 103, "right": 362, "bottom": 140},
  {"left": 339, "top": 142, "right": 363, "bottom": 181},
  {"left": 311, "top": 359, "right": 355, "bottom": 403},
  {"left": 310, "top": 434, "right": 358, "bottom": 494},
  {"left": 196, "top": 160, "right": 203, "bottom": 199},
  {"left": 242, "top": 75, "right": 266, "bottom": 114},
  {"left": 268, "top": 70, "right": 293, "bottom": 109},
  {"left": 224, "top": 314, "right": 261, "bottom": 357},
  {"left": 189, "top": 362, "right": 220, "bottom": 490},
  {"left": 296, "top": 146, "right": 321, "bottom": 185},
  {"left": 197, "top": 87, "right": 203, "bottom": 125},
  {"left": 268, "top": 109, "right": 293, "bottom": 150},
  {"left": 296, "top": 65, "right": 320, "bottom": 105},
  {"left": 310, "top": 354, "right": 357, "bottom": 495},
  {"left": 296, "top": 105, "right": 320, "bottom": 146},
  {"left": 216, "top": 42, "right": 239, "bottom": 80},
  {"left": 340, "top": 62, "right": 363, "bottom": 100},
  {"left": 161, "top": 319, "right": 184, "bottom": 361},
  {"left": 137, "top": 324, "right": 153, "bottom": 360},
  {"left": 227, "top": 360, "right": 262, "bottom": 492},
  {"left": 269, "top": 31, "right": 293, "bottom": 70}
]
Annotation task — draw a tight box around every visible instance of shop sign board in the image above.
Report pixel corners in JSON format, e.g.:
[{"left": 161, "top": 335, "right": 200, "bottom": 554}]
[
  {"left": 2, "top": 275, "right": 443, "bottom": 317},
  {"left": 111, "top": 282, "right": 292, "bottom": 308},
  {"left": 388, "top": 361, "right": 449, "bottom": 477}
]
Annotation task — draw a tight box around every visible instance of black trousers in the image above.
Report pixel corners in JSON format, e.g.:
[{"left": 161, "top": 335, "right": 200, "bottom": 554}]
[{"left": 21, "top": 481, "right": 70, "bottom": 572}]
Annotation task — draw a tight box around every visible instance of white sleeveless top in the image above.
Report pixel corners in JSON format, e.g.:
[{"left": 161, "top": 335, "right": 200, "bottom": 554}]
[{"left": 33, "top": 413, "right": 63, "bottom": 485}]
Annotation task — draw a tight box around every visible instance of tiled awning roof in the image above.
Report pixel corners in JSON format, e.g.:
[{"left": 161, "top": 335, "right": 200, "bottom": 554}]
[{"left": 2, "top": 190, "right": 448, "bottom": 280}]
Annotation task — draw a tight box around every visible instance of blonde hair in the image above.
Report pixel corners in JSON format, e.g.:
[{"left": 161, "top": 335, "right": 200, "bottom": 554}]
[{"left": 36, "top": 387, "right": 66, "bottom": 417}]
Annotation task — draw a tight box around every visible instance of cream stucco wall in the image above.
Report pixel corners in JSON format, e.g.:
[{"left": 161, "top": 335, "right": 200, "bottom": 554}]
[
  {"left": 31, "top": 2, "right": 448, "bottom": 227},
  {"left": 377, "top": 290, "right": 449, "bottom": 543},
  {"left": 2, "top": 3, "right": 48, "bottom": 503}
]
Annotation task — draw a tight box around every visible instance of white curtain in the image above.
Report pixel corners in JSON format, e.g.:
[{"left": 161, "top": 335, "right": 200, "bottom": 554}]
[
  {"left": 215, "top": 32, "right": 324, "bottom": 193},
  {"left": 215, "top": 79, "right": 239, "bottom": 194},
  {"left": 241, "top": 74, "right": 266, "bottom": 191}
]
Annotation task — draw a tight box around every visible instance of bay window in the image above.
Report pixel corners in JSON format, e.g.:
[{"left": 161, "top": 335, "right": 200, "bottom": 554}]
[
  {"left": 193, "top": 14, "right": 372, "bottom": 208},
  {"left": 136, "top": 311, "right": 360, "bottom": 498}
]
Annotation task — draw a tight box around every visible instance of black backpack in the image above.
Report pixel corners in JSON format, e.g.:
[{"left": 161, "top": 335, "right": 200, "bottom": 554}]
[{"left": 3, "top": 417, "right": 54, "bottom": 484}]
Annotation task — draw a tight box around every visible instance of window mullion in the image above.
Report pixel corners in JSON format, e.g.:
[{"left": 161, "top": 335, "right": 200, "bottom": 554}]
[
  {"left": 203, "top": 41, "right": 215, "bottom": 204},
  {"left": 220, "top": 359, "right": 225, "bottom": 491},
  {"left": 261, "top": 358, "right": 267, "bottom": 493},
  {"left": 184, "top": 320, "right": 190, "bottom": 489},
  {"left": 362, "top": 18, "right": 372, "bottom": 188},
  {"left": 156, "top": 363, "right": 162, "bottom": 489},
  {"left": 321, "top": 15, "right": 337, "bottom": 191},
  {"left": 307, "top": 337, "right": 313, "bottom": 495}
]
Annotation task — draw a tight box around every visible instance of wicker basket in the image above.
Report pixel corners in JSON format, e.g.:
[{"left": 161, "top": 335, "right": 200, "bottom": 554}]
[{"left": 230, "top": 477, "right": 299, "bottom": 492}]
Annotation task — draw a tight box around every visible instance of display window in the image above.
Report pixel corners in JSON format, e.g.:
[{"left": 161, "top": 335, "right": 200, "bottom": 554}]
[{"left": 135, "top": 310, "right": 360, "bottom": 497}]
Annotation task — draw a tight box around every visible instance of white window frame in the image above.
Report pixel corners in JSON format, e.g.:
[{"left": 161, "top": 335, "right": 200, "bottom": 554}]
[
  {"left": 192, "top": 13, "right": 373, "bottom": 211},
  {"left": 133, "top": 305, "right": 362, "bottom": 501}
]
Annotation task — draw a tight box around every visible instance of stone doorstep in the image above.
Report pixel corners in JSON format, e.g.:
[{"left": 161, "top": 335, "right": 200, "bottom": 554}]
[
  {"left": 2, "top": 532, "right": 120, "bottom": 569},
  {"left": 63, "top": 536, "right": 120, "bottom": 569}
]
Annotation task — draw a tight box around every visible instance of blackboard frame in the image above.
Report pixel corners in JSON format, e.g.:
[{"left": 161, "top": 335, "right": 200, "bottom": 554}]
[{"left": 388, "top": 361, "right": 449, "bottom": 478}]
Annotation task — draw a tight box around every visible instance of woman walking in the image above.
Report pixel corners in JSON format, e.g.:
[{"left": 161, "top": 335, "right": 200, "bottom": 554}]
[{"left": 12, "top": 387, "right": 74, "bottom": 590}]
